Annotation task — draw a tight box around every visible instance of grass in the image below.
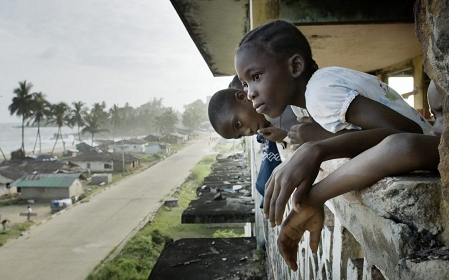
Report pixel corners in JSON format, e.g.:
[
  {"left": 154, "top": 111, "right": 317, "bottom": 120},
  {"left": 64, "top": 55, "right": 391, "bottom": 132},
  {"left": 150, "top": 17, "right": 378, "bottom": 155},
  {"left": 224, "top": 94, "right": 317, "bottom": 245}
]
[
  {"left": 169, "top": 144, "right": 185, "bottom": 152},
  {"left": 138, "top": 153, "right": 163, "bottom": 163},
  {"left": 0, "top": 221, "right": 34, "bottom": 246},
  {"left": 87, "top": 153, "right": 246, "bottom": 280}
]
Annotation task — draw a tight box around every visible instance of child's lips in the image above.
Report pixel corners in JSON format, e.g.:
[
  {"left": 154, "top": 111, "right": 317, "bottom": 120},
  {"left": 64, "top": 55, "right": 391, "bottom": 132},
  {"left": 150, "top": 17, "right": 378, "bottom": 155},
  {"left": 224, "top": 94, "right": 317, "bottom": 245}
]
[{"left": 254, "top": 103, "right": 265, "bottom": 114}]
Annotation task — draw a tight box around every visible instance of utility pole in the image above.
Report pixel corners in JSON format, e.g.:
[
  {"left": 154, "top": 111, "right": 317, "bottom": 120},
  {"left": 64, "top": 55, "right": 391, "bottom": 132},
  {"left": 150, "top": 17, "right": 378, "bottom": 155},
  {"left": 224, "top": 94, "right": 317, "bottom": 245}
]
[{"left": 122, "top": 137, "right": 125, "bottom": 174}]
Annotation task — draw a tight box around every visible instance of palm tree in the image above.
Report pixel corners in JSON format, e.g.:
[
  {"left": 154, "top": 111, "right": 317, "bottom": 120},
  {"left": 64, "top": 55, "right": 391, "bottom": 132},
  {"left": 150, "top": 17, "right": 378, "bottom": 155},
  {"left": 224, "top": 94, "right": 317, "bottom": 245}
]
[
  {"left": 28, "top": 92, "right": 51, "bottom": 153},
  {"left": 8, "top": 80, "right": 34, "bottom": 155},
  {"left": 154, "top": 108, "right": 178, "bottom": 134},
  {"left": 47, "top": 102, "right": 70, "bottom": 154},
  {"left": 82, "top": 111, "right": 109, "bottom": 146},
  {"left": 68, "top": 101, "right": 87, "bottom": 143},
  {"left": 108, "top": 104, "right": 123, "bottom": 141}
]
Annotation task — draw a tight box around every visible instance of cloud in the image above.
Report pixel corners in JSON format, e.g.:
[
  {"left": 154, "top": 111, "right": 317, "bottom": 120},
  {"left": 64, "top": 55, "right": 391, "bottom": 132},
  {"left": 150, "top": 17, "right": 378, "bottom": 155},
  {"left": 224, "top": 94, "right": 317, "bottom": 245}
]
[{"left": 0, "top": 0, "right": 233, "bottom": 123}]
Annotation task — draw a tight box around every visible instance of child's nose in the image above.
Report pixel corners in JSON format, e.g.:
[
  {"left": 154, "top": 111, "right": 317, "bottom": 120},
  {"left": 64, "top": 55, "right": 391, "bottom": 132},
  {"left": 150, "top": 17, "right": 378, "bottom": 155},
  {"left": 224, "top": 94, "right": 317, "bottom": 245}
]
[{"left": 247, "top": 88, "right": 257, "bottom": 100}]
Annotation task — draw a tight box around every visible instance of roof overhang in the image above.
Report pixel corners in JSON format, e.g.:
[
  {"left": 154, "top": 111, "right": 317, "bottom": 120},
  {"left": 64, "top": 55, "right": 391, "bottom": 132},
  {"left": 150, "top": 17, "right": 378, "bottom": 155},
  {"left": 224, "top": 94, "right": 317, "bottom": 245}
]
[{"left": 170, "top": 0, "right": 422, "bottom": 76}]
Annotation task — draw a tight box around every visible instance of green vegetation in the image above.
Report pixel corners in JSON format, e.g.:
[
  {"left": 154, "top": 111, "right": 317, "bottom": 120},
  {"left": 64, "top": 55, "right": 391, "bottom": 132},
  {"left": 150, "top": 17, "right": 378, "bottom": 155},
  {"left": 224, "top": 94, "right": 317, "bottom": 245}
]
[
  {"left": 8, "top": 79, "right": 209, "bottom": 153},
  {"left": 87, "top": 153, "right": 245, "bottom": 280},
  {"left": 168, "top": 144, "right": 184, "bottom": 152},
  {"left": 253, "top": 248, "right": 267, "bottom": 270},
  {"left": 0, "top": 221, "right": 34, "bottom": 246},
  {"left": 138, "top": 153, "right": 162, "bottom": 163}
]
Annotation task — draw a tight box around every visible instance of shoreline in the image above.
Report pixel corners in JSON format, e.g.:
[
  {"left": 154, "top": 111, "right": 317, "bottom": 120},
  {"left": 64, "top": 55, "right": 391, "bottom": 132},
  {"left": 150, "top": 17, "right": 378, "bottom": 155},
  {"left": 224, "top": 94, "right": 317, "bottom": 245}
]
[{"left": 0, "top": 144, "right": 76, "bottom": 162}]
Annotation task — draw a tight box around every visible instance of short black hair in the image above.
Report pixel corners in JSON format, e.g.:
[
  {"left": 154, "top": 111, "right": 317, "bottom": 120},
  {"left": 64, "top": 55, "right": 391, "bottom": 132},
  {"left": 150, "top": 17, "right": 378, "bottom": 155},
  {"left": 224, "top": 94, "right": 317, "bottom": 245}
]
[{"left": 208, "top": 88, "right": 240, "bottom": 134}]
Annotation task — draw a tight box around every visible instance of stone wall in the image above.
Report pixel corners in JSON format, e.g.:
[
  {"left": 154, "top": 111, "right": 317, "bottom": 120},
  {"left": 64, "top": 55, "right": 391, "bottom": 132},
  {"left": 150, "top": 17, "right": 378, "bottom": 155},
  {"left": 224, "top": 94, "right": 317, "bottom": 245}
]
[
  {"left": 250, "top": 137, "right": 449, "bottom": 279},
  {"left": 414, "top": 0, "right": 449, "bottom": 188}
]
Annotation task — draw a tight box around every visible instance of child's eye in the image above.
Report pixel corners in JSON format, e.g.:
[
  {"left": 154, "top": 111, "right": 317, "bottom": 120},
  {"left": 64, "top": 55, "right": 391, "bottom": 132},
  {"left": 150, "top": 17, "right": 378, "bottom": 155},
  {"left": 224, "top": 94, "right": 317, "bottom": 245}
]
[
  {"left": 236, "top": 120, "right": 242, "bottom": 129},
  {"left": 242, "top": 82, "right": 248, "bottom": 89},
  {"left": 252, "top": 73, "right": 261, "bottom": 81}
]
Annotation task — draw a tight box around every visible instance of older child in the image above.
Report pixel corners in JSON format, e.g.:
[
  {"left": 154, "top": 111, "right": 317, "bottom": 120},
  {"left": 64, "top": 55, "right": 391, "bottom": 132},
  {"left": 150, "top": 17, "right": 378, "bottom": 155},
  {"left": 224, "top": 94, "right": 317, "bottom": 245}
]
[
  {"left": 234, "top": 20, "right": 432, "bottom": 226},
  {"left": 277, "top": 80, "right": 443, "bottom": 271}
]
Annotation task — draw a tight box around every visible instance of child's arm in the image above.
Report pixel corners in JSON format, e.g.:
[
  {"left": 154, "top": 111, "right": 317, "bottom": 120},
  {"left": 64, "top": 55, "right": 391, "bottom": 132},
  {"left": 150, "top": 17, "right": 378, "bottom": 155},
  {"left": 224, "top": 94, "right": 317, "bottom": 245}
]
[
  {"left": 265, "top": 95, "right": 427, "bottom": 225},
  {"left": 277, "top": 133, "right": 439, "bottom": 271},
  {"left": 304, "top": 133, "right": 439, "bottom": 206},
  {"left": 264, "top": 127, "right": 402, "bottom": 225},
  {"left": 288, "top": 116, "right": 351, "bottom": 145}
]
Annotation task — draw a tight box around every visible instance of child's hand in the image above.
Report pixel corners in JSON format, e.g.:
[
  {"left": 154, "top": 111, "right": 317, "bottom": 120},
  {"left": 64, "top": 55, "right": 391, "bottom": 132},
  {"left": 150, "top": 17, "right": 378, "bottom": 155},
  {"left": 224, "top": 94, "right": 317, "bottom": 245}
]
[
  {"left": 263, "top": 143, "right": 322, "bottom": 225},
  {"left": 278, "top": 203, "right": 324, "bottom": 271},
  {"left": 257, "top": 126, "right": 287, "bottom": 142},
  {"left": 288, "top": 117, "right": 334, "bottom": 145}
]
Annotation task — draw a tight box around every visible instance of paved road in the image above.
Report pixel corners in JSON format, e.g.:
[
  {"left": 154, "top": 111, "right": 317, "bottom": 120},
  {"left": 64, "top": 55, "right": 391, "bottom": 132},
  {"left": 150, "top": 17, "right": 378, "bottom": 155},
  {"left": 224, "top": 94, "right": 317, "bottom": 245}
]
[{"left": 0, "top": 132, "right": 218, "bottom": 280}]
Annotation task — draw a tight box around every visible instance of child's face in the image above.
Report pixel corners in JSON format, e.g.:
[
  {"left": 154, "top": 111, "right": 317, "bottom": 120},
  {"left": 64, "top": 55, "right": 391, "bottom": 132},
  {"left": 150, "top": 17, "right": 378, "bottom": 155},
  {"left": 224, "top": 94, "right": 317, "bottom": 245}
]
[
  {"left": 235, "top": 47, "right": 297, "bottom": 119},
  {"left": 216, "top": 90, "right": 271, "bottom": 139},
  {"left": 428, "top": 81, "right": 443, "bottom": 137}
]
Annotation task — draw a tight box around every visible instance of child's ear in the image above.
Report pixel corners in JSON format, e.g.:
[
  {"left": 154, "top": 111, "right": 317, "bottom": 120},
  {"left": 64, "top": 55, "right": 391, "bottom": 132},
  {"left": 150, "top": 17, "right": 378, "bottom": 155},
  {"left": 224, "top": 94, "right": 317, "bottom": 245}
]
[
  {"left": 235, "top": 90, "right": 249, "bottom": 102},
  {"left": 289, "top": 54, "right": 305, "bottom": 78}
]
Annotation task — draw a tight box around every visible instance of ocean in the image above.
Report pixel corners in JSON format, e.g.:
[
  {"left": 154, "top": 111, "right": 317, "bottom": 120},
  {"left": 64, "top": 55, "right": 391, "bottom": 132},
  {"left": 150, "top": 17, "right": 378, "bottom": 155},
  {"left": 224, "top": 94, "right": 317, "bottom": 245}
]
[{"left": 0, "top": 122, "right": 79, "bottom": 156}]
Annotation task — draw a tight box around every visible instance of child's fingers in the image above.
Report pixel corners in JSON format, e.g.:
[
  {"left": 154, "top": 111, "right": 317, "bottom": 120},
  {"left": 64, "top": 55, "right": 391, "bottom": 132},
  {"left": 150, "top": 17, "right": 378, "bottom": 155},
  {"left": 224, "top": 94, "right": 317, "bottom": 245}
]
[
  {"left": 292, "top": 181, "right": 310, "bottom": 212},
  {"left": 270, "top": 182, "right": 282, "bottom": 226},
  {"left": 263, "top": 175, "right": 274, "bottom": 219},
  {"left": 278, "top": 218, "right": 302, "bottom": 271},
  {"left": 277, "top": 235, "right": 299, "bottom": 271},
  {"left": 309, "top": 230, "right": 321, "bottom": 253},
  {"left": 297, "top": 116, "right": 313, "bottom": 124}
]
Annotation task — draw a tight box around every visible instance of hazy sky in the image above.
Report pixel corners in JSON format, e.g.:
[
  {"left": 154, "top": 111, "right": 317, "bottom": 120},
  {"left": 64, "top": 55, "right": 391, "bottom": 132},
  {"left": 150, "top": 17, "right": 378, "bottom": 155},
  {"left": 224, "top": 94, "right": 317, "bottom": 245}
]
[{"left": 0, "top": 0, "right": 233, "bottom": 124}]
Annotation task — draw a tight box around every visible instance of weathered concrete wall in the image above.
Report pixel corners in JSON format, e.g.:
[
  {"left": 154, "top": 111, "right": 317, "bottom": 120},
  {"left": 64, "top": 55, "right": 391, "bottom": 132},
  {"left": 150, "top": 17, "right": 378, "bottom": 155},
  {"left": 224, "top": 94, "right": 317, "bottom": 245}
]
[
  {"left": 255, "top": 156, "right": 449, "bottom": 280},
  {"left": 414, "top": 0, "right": 449, "bottom": 189}
]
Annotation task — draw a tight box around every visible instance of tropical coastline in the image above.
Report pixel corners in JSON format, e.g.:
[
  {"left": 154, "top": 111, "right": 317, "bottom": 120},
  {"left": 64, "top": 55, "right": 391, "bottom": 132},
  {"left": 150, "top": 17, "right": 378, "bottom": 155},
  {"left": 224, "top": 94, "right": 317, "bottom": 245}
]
[{"left": 0, "top": 122, "right": 81, "bottom": 160}]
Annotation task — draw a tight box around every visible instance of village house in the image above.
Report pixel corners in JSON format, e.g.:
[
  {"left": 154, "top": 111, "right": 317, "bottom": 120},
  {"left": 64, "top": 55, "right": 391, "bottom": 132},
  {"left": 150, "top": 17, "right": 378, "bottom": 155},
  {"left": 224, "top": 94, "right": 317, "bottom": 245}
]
[
  {"left": 68, "top": 150, "right": 140, "bottom": 173},
  {"left": 75, "top": 142, "right": 95, "bottom": 153},
  {"left": 0, "top": 159, "right": 84, "bottom": 196},
  {"left": 108, "top": 138, "right": 148, "bottom": 153},
  {"left": 143, "top": 134, "right": 161, "bottom": 142},
  {"left": 160, "top": 133, "right": 187, "bottom": 144},
  {"left": 11, "top": 173, "right": 86, "bottom": 201},
  {"left": 145, "top": 143, "right": 170, "bottom": 155}
]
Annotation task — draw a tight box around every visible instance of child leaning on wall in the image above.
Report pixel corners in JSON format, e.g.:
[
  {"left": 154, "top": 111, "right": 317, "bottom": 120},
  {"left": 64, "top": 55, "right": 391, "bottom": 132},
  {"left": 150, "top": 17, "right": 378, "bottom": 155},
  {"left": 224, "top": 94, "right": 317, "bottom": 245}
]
[
  {"left": 277, "top": 80, "right": 443, "bottom": 271},
  {"left": 234, "top": 19, "right": 432, "bottom": 230}
]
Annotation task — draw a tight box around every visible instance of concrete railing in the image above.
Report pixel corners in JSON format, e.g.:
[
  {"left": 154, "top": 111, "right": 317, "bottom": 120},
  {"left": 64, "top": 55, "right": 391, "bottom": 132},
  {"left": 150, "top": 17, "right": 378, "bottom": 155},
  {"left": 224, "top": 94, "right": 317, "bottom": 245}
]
[{"left": 250, "top": 137, "right": 449, "bottom": 280}]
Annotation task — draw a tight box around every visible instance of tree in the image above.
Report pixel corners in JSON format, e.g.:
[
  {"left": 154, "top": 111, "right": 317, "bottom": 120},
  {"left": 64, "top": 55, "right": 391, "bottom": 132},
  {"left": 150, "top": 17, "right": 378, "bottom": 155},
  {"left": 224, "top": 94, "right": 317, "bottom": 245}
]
[
  {"left": 92, "top": 102, "right": 109, "bottom": 123},
  {"left": 182, "top": 107, "right": 201, "bottom": 130},
  {"left": 82, "top": 111, "right": 109, "bottom": 146},
  {"left": 28, "top": 92, "right": 51, "bottom": 153},
  {"left": 47, "top": 102, "right": 70, "bottom": 154},
  {"left": 68, "top": 101, "right": 87, "bottom": 143},
  {"left": 184, "top": 99, "right": 207, "bottom": 121},
  {"left": 8, "top": 80, "right": 35, "bottom": 155},
  {"left": 108, "top": 104, "right": 123, "bottom": 141},
  {"left": 154, "top": 108, "right": 178, "bottom": 134}
]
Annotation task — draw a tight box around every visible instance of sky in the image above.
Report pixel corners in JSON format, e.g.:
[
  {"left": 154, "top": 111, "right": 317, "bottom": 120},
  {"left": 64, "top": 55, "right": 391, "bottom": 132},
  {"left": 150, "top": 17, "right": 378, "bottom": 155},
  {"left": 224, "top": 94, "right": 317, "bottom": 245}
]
[{"left": 0, "top": 0, "right": 233, "bottom": 124}]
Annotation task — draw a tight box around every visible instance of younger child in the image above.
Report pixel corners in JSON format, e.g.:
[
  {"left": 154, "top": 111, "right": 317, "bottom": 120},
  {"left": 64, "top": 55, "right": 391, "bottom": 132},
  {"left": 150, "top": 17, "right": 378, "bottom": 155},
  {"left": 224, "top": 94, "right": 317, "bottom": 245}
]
[
  {"left": 234, "top": 20, "right": 432, "bottom": 226},
  {"left": 277, "top": 80, "right": 443, "bottom": 271}
]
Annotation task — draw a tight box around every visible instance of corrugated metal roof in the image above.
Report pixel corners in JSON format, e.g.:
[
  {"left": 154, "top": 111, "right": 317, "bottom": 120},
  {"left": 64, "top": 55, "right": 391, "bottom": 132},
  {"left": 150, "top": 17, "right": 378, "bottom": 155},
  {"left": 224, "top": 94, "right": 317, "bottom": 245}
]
[{"left": 13, "top": 173, "right": 81, "bottom": 188}]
